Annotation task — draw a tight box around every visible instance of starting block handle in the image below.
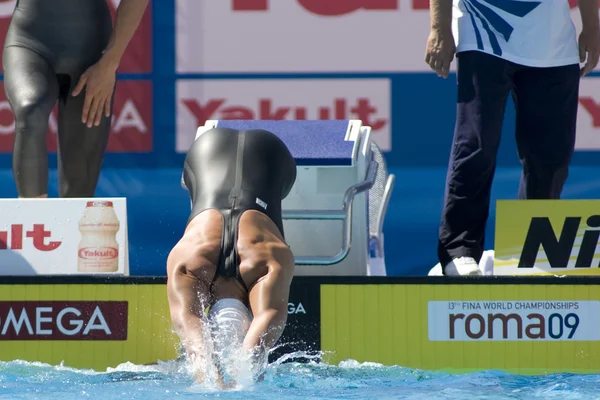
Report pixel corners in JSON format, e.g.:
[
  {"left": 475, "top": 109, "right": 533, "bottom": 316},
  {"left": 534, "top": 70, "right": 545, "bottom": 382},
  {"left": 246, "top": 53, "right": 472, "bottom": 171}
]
[
  {"left": 285, "top": 159, "right": 379, "bottom": 266},
  {"left": 370, "top": 174, "right": 396, "bottom": 258},
  {"left": 282, "top": 210, "right": 345, "bottom": 220}
]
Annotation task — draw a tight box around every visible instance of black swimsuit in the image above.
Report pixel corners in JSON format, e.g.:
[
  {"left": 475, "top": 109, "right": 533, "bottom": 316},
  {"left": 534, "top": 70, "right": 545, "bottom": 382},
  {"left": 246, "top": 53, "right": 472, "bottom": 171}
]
[
  {"left": 3, "top": 0, "right": 114, "bottom": 197},
  {"left": 182, "top": 127, "right": 297, "bottom": 290}
]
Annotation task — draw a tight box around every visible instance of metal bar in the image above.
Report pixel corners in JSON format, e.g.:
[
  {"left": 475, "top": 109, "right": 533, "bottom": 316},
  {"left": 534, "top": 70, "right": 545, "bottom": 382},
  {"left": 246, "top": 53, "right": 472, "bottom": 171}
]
[
  {"left": 293, "top": 160, "right": 379, "bottom": 265},
  {"left": 372, "top": 174, "right": 396, "bottom": 258},
  {"left": 282, "top": 210, "right": 346, "bottom": 220}
]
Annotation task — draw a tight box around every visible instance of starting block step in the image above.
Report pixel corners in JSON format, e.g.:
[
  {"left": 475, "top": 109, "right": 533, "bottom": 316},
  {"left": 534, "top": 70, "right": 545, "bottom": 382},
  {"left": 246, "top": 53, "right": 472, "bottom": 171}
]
[{"left": 204, "top": 120, "right": 360, "bottom": 166}]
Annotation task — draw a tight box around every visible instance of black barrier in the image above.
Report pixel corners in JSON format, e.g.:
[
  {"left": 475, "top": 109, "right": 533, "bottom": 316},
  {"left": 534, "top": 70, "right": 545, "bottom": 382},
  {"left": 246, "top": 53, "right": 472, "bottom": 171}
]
[{"left": 269, "top": 280, "right": 322, "bottom": 363}]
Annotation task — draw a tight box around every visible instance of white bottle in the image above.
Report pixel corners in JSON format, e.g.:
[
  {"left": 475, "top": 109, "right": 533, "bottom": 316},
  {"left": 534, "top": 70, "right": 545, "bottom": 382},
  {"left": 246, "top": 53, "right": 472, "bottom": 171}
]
[{"left": 77, "top": 201, "right": 120, "bottom": 273}]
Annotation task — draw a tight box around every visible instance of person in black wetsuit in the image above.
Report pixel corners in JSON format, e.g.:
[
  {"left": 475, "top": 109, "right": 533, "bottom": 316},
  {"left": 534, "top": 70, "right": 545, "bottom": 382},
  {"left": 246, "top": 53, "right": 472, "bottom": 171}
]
[
  {"left": 166, "top": 127, "right": 297, "bottom": 386},
  {"left": 3, "top": 0, "right": 149, "bottom": 198}
]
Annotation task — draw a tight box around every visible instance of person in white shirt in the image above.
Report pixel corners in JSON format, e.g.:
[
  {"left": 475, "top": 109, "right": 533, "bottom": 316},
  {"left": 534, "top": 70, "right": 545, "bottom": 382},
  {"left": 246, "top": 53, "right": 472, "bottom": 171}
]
[{"left": 424, "top": 0, "right": 599, "bottom": 276}]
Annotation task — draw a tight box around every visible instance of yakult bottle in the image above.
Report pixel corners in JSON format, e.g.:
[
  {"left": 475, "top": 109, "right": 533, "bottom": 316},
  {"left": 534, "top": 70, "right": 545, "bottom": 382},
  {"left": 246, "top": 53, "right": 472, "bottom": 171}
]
[{"left": 77, "top": 201, "right": 120, "bottom": 273}]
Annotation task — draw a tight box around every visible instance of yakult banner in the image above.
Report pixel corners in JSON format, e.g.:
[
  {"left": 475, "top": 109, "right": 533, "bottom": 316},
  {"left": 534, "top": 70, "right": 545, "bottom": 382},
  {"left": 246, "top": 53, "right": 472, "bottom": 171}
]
[
  {"left": 0, "top": 80, "right": 153, "bottom": 153},
  {"left": 0, "top": 0, "right": 152, "bottom": 73},
  {"left": 176, "top": 78, "right": 392, "bottom": 152},
  {"left": 0, "top": 198, "right": 129, "bottom": 276},
  {"left": 175, "top": 0, "right": 596, "bottom": 73},
  {"left": 575, "top": 77, "right": 600, "bottom": 151}
]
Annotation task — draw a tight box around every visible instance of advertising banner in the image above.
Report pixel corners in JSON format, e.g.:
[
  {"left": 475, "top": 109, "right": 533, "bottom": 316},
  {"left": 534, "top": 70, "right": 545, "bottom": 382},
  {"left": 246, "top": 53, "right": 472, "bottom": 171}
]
[
  {"left": 175, "top": 0, "right": 596, "bottom": 74},
  {"left": 494, "top": 200, "right": 600, "bottom": 275},
  {"left": 0, "top": 301, "right": 128, "bottom": 340},
  {"left": 0, "top": 198, "right": 129, "bottom": 275},
  {"left": 0, "top": 81, "right": 153, "bottom": 153},
  {"left": 575, "top": 77, "right": 600, "bottom": 150},
  {"left": 2, "top": 278, "right": 600, "bottom": 373},
  {"left": 176, "top": 78, "right": 392, "bottom": 153},
  {"left": 0, "top": 282, "right": 177, "bottom": 370},
  {"left": 321, "top": 282, "right": 600, "bottom": 373},
  {"left": 428, "top": 300, "right": 600, "bottom": 341}
]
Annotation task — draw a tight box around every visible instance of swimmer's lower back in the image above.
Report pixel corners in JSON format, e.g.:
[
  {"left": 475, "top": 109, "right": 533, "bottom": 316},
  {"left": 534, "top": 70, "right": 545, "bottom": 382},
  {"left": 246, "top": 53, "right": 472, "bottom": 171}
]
[{"left": 182, "top": 210, "right": 289, "bottom": 280}]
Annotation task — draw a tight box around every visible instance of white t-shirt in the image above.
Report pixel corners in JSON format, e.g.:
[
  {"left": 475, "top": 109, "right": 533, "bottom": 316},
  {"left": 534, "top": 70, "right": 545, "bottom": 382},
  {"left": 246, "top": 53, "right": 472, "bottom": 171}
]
[{"left": 452, "top": 0, "right": 579, "bottom": 67}]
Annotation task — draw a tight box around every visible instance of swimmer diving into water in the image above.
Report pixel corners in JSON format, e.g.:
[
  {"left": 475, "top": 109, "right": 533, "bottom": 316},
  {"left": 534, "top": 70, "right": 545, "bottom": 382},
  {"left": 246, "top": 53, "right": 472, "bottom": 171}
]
[{"left": 166, "top": 127, "right": 297, "bottom": 386}]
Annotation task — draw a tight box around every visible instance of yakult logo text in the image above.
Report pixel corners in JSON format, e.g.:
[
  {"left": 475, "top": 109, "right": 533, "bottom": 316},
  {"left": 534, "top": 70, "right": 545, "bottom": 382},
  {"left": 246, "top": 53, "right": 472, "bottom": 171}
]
[
  {"left": 0, "top": 301, "right": 128, "bottom": 340},
  {"left": 428, "top": 301, "right": 600, "bottom": 341},
  {"left": 78, "top": 247, "right": 118, "bottom": 260},
  {"left": 182, "top": 98, "right": 386, "bottom": 131},
  {"left": 0, "top": 224, "right": 61, "bottom": 251},
  {"left": 176, "top": 79, "right": 392, "bottom": 152}
]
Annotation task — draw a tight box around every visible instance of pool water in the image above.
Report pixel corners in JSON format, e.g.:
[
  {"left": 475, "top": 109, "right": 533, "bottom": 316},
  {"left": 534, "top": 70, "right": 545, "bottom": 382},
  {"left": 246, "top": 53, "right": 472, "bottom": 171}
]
[{"left": 1, "top": 352, "right": 598, "bottom": 400}]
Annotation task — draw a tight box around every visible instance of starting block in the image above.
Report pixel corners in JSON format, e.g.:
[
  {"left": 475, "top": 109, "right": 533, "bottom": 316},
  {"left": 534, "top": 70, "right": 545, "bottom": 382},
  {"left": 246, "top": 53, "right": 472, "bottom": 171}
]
[{"left": 192, "top": 120, "right": 395, "bottom": 277}]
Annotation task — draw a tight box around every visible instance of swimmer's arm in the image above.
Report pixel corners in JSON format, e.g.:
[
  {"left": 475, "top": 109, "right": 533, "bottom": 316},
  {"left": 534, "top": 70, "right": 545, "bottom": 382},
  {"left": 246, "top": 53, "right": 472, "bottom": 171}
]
[
  {"left": 243, "top": 258, "right": 294, "bottom": 364},
  {"left": 101, "top": 0, "right": 150, "bottom": 66},
  {"left": 166, "top": 260, "right": 212, "bottom": 382}
]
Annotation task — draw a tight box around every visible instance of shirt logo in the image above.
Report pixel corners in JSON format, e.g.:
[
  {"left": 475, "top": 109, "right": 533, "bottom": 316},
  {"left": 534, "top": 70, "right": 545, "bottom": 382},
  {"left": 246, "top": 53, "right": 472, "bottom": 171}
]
[{"left": 464, "top": 0, "right": 541, "bottom": 56}]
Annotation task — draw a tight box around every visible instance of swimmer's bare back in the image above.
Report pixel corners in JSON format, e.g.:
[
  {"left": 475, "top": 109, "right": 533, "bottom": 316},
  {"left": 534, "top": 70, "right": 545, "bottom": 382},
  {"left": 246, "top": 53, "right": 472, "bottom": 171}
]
[{"left": 166, "top": 209, "right": 295, "bottom": 363}]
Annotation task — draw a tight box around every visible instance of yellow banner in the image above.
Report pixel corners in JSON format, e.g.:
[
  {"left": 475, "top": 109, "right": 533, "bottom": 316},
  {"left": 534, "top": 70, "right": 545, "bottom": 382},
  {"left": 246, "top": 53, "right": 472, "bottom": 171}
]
[
  {"left": 320, "top": 283, "right": 600, "bottom": 374},
  {"left": 0, "top": 284, "right": 179, "bottom": 371},
  {"left": 494, "top": 200, "right": 600, "bottom": 275}
]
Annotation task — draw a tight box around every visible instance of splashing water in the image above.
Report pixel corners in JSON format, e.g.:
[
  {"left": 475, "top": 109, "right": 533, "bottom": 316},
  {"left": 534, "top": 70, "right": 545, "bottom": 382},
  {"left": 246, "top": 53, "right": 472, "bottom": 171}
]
[{"left": 1, "top": 351, "right": 600, "bottom": 399}]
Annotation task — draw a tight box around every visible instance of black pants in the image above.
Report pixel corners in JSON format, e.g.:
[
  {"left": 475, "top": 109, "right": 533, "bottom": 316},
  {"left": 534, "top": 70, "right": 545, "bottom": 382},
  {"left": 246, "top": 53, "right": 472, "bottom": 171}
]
[{"left": 438, "top": 51, "right": 580, "bottom": 268}]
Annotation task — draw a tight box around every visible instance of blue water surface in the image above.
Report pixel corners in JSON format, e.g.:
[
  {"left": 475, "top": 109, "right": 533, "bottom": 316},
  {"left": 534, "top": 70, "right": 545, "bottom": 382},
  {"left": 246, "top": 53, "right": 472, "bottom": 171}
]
[{"left": 1, "top": 355, "right": 599, "bottom": 400}]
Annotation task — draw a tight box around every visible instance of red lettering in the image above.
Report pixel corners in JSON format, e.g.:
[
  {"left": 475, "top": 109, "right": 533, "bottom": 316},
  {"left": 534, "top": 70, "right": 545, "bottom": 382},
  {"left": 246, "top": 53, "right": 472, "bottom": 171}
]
[
  {"left": 0, "top": 231, "right": 6, "bottom": 250},
  {"left": 183, "top": 99, "right": 225, "bottom": 128},
  {"left": 352, "top": 98, "right": 387, "bottom": 130},
  {"left": 231, "top": 0, "right": 402, "bottom": 13},
  {"left": 11, "top": 224, "right": 22, "bottom": 250},
  {"left": 232, "top": 0, "right": 268, "bottom": 11},
  {"left": 319, "top": 107, "right": 330, "bottom": 119},
  {"left": 220, "top": 106, "right": 254, "bottom": 120},
  {"left": 298, "top": 0, "right": 398, "bottom": 16},
  {"left": 334, "top": 99, "right": 346, "bottom": 119},
  {"left": 569, "top": 0, "right": 600, "bottom": 8},
  {"left": 465, "top": 314, "right": 485, "bottom": 338},
  {"left": 182, "top": 98, "right": 387, "bottom": 130},
  {"left": 579, "top": 97, "right": 600, "bottom": 127},
  {"left": 26, "top": 224, "right": 61, "bottom": 251},
  {"left": 412, "top": 0, "right": 429, "bottom": 10},
  {"left": 259, "top": 99, "right": 290, "bottom": 119},
  {"left": 295, "top": 107, "right": 307, "bottom": 119}
]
